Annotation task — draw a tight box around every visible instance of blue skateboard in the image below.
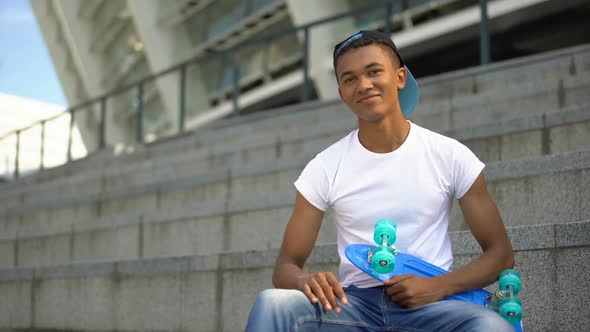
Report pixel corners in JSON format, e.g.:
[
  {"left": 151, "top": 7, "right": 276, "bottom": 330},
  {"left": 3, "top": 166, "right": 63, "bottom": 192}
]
[{"left": 345, "top": 218, "right": 523, "bottom": 331}]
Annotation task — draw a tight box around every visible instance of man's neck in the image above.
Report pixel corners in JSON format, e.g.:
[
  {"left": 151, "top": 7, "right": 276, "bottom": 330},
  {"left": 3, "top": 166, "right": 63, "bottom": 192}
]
[{"left": 357, "top": 115, "right": 410, "bottom": 154}]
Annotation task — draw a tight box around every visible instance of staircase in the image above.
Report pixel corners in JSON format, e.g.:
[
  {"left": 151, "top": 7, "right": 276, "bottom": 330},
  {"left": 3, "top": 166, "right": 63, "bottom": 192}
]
[{"left": 1, "top": 44, "right": 589, "bottom": 332}]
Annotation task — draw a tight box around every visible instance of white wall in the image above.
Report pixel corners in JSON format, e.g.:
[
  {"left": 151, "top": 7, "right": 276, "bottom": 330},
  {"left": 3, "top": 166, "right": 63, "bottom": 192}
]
[{"left": 0, "top": 93, "right": 86, "bottom": 178}]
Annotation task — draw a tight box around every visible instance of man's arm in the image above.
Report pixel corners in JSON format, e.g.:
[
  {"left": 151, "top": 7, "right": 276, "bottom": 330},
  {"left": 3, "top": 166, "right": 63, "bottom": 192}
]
[
  {"left": 273, "top": 192, "right": 348, "bottom": 312},
  {"left": 437, "top": 172, "right": 515, "bottom": 292},
  {"left": 385, "top": 172, "right": 514, "bottom": 307}
]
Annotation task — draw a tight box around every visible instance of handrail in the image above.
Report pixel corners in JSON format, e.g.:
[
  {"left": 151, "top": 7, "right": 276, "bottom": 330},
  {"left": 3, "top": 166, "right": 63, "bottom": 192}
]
[
  {"left": 0, "top": 0, "right": 492, "bottom": 179},
  {"left": 0, "top": 1, "right": 386, "bottom": 142}
]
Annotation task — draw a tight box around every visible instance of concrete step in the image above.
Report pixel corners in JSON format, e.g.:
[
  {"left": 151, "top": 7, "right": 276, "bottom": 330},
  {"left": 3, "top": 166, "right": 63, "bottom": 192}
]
[
  {"left": 81, "top": 45, "right": 590, "bottom": 159},
  {"left": 2, "top": 100, "right": 345, "bottom": 190},
  {"left": 131, "top": 71, "right": 590, "bottom": 171},
  {"left": 2, "top": 150, "right": 589, "bottom": 268},
  {"left": 76, "top": 43, "right": 590, "bottom": 166},
  {"left": 3, "top": 123, "right": 589, "bottom": 224},
  {"left": 1, "top": 101, "right": 589, "bottom": 210},
  {"left": 4, "top": 44, "right": 589, "bottom": 193},
  {"left": 0, "top": 100, "right": 345, "bottom": 203},
  {"left": 0, "top": 221, "right": 588, "bottom": 332},
  {"left": 417, "top": 43, "right": 590, "bottom": 104},
  {"left": 4, "top": 76, "right": 590, "bottom": 200},
  {"left": 100, "top": 71, "right": 590, "bottom": 168},
  {"left": 411, "top": 73, "right": 590, "bottom": 130}
]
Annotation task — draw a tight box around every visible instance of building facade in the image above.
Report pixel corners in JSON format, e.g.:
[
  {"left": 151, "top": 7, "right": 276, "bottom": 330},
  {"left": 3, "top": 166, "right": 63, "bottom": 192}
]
[{"left": 30, "top": 0, "right": 590, "bottom": 154}]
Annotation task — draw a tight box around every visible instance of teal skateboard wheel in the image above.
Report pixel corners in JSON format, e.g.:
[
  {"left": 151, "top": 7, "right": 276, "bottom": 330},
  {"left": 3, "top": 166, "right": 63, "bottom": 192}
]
[
  {"left": 374, "top": 218, "right": 397, "bottom": 246},
  {"left": 499, "top": 297, "right": 522, "bottom": 324},
  {"left": 499, "top": 269, "right": 521, "bottom": 295},
  {"left": 371, "top": 246, "right": 396, "bottom": 274}
]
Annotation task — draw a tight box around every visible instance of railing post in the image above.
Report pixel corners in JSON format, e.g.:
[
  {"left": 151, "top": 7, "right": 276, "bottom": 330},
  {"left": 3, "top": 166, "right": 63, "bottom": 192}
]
[
  {"left": 179, "top": 64, "right": 187, "bottom": 132},
  {"left": 3, "top": 4, "right": 450, "bottom": 179},
  {"left": 100, "top": 97, "right": 107, "bottom": 149},
  {"left": 479, "top": 0, "right": 491, "bottom": 64},
  {"left": 14, "top": 130, "right": 20, "bottom": 179},
  {"left": 384, "top": 0, "right": 393, "bottom": 35},
  {"left": 136, "top": 83, "right": 144, "bottom": 144},
  {"left": 40, "top": 121, "right": 46, "bottom": 171},
  {"left": 302, "top": 26, "right": 310, "bottom": 102},
  {"left": 232, "top": 51, "right": 240, "bottom": 115},
  {"left": 67, "top": 110, "right": 74, "bottom": 162}
]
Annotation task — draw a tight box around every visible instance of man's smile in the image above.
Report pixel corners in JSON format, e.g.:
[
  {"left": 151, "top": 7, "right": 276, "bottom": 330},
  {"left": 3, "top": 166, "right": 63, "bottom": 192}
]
[{"left": 357, "top": 94, "right": 381, "bottom": 103}]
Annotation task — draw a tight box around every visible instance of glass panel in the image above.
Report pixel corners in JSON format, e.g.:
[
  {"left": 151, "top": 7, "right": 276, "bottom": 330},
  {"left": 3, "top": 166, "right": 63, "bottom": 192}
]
[
  {"left": 70, "top": 105, "right": 97, "bottom": 161},
  {"left": 346, "top": 0, "right": 390, "bottom": 30},
  {"left": 104, "top": 23, "right": 146, "bottom": 87},
  {"left": 251, "top": 0, "right": 281, "bottom": 12},
  {"left": 206, "top": 0, "right": 248, "bottom": 42},
  {"left": 0, "top": 134, "right": 17, "bottom": 180},
  {"left": 142, "top": 75, "right": 173, "bottom": 143},
  {"left": 92, "top": 1, "right": 125, "bottom": 32},
  {"left": 185, "top": 10, "right": 208, "bottom": 47},
  {"left": 43, "top": 113, "right": 70, "bottom": 169},
  {"left": 17, "top": 125, "right": 42, "bottom": 176},
  {"left": 121, "top": 59, "right": 150, "bottom": 87},
  {"left": 187, "top": 58, "right": 218, "bottom": 117},
  {"left": 107, "top": 88, "right": 137, "bottom": 152},
  {"left": 204, "top": 17, "right": 300, "bottom": 96},
  {"left": 183, "top": 0, "right": 283, "bottom": 50},
  {"left": 267, "top": 25, "right": 301, "bottom": 73},
  {"left": 239, "top": 36, "right": 271, "bottom": 85},
  {"left": 200, "top": 53, "right": 229, "bottom": 97},
  {"left": 348, "top": 0, "right": 471, "bottom": 31},
  {"left": 218, "top": 55, "right": 243, "bottom": 94}
]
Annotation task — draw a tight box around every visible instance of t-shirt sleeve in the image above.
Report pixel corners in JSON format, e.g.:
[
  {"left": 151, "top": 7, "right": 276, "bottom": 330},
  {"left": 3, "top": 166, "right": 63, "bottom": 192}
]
[
  {"left": 294, "top": 156, "right": 330, "bottom": 211},
  {"left": 452, "top": 141, "right": 485, "bottom": 200}
]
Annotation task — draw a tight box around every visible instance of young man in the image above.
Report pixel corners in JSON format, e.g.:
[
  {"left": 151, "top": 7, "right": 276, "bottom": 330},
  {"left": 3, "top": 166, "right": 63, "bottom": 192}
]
[{"left": 245, "top": 30, "right": 515, "bottom": 331}]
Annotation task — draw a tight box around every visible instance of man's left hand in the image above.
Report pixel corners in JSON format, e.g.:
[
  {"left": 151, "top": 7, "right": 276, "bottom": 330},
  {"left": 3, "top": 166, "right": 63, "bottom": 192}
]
[{"left": 384, "top": 274, "right": 447, "bottom": 308}]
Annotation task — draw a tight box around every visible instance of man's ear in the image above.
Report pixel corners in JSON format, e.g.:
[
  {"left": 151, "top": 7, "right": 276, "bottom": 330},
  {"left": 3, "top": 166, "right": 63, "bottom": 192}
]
[
  {"left": 397, "top": 66, "right": 408, "bottom": 90},
  {"left": 338, "top": 85, "right": 343, "bottom": 100}
]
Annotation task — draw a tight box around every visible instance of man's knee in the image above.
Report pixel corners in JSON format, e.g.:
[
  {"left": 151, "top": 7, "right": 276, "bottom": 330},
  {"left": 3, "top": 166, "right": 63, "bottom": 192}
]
[
  {"left": 254, "top": 289, "right": 283, "bottom": 309},
  {"left": 468, "top": 310, "right": 516, "bottom": 331},
  {"left": 433, "top": 301, "right": 516, "bottom": 332},
  {"left": 254, "top": 288, "right": 309, "bottom": 311},
  {"left": 247, "top": 288, "right": 315, "bottom": 331}
]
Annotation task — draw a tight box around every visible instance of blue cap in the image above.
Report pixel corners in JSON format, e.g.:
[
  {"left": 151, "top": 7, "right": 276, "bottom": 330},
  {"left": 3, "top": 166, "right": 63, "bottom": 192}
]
[{"left": 333, "top": 30, "right": 420, "bottom": 116}]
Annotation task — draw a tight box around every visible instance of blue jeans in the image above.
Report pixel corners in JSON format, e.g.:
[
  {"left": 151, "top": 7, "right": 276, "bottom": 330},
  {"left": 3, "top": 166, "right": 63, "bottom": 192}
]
[{"left": 245, "top": 285, "right": 515, "bottom": 332}]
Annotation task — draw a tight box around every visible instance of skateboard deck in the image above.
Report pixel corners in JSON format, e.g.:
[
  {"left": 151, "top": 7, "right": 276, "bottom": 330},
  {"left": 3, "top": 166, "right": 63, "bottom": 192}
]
[
  {"left": 345, "top": 244, "right": 492, "bottom": 304},
  {"left": 345, "top": 243, "right": 524, "bottom": 331}
]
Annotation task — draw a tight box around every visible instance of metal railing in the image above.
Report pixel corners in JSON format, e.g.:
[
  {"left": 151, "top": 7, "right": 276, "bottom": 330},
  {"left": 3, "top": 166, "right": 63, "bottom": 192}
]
[{"left": 0, "top": 0, "right": 491, "bottom": 180}]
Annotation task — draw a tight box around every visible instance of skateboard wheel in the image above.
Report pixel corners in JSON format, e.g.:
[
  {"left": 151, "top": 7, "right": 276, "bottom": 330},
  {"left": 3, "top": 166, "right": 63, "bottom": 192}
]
[
  {"left": 374, "top": 218, "right": 397, "bottom": 246},
  {"left": 499, "top": 269, "right": 521, "bottom": 295},
  {"left": 371, "top": 246, "right": 396, "bottom": 274},
  {"left": 499, "top": 297, "right": 522, "bottom": 324}
]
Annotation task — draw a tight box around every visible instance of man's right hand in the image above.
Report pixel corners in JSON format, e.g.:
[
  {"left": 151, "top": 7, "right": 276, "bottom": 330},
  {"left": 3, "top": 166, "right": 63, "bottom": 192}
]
[
  {"left": 273, "top": 193, "right": 348, "bottom": 312},
  {"left": 296, "top": 272, "right": 348, "bottom": 313}
]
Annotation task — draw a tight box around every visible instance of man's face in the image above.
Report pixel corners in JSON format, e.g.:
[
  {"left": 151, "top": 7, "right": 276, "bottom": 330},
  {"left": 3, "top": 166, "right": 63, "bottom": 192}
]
[{"left": 336, "top": 45, "right": 407, "bottom": 123}]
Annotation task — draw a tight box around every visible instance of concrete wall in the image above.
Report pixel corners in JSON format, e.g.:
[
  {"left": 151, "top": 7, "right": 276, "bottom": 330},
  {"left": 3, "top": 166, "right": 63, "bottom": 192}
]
[
  {"left": 0, "top": 221, "right": 588, "bottom": 332},
  {"left": 0, "top": 42, "right": 589, "bottom": 332},
  {"left": 2, "top": 43, "right": 588, "bottom": 194},
  {"left": 0, "top": 97, "right": 589, "bottom": 267},
  {"left": 0, "top": 148, "right": 589, "bottom": 270},
  {"left": 1, "top": 97, "right": 588, "bottom": 219}
]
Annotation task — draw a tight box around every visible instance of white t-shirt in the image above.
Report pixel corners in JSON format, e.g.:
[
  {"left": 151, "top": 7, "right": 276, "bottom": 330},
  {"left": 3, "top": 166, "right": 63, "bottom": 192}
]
[{"left": 294, "top": 121, "right": 484, "bottom": 288}]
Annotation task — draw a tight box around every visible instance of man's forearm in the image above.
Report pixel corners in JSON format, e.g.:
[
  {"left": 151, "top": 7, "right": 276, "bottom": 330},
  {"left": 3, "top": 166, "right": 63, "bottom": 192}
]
[
  {"left": 447, "top": 173, "right": 516, "bottom": 296},
  {"left": 434, "top": 244, "right": 515, "bottom": 297},
  {"left": 272, "top": 260, "right": 310, "bottom": 289}
]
